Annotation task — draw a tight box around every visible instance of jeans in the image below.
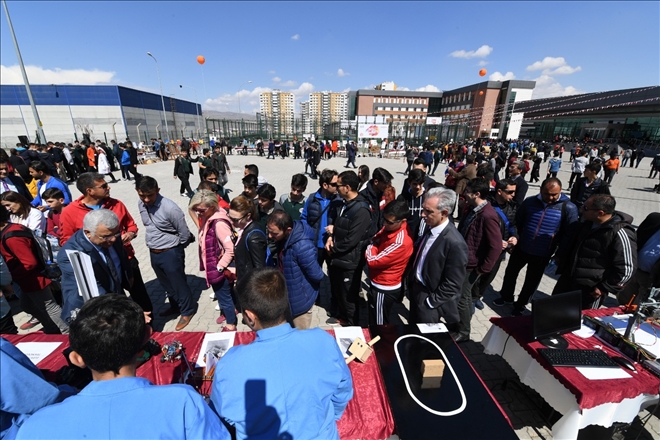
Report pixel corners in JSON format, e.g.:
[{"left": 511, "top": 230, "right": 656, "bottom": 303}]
[
  {"left": 121, "top": 164, "right": 131, "bottom": 180},
  {"left": 456, "top": 270, "right": 481, "bottom": 338},
  {"left": 19, "top": 284, "right": 69, "bottom": 334},
  {"left": 212, "top": 278, "right": 236, "bottom": 325},
  {"left": 621, "top": 157, "right": 630, "bottom": 167},
  {"left": 150, "top": 245, "right": 196, "bottom": 317}
]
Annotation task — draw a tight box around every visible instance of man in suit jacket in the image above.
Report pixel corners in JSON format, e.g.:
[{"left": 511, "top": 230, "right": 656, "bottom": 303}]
[
  {"left": 409, "top": 187, "right": 468, "bottom": 325},
  {"left": 57, "top": 209, "right": 133, "bottom": 324}
]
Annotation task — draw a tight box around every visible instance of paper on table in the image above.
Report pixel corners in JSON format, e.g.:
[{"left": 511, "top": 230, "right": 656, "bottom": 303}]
[
  {"left": 334, "top": 326, "right": 365, "bottom": 358},
  {"left": 572, "top": 324, "right": 596, "bottom": 339},
  {"left": 597, "top": 315, "right": 660, "bottom": 358},
  {"left": 576, "top": 366, "right": 631, "bottom": 380},
  {"left": 66, "top": 250, "right": 99, "bottom": 301},
  {"left": 195, "top": 332, "right": 236, "bottom": 369},
  {"left": 15, "top": 342, "right": 63, "bottom": 365},
  {"left": 417, "top": 323, "right": 448, "bottom": 334}
]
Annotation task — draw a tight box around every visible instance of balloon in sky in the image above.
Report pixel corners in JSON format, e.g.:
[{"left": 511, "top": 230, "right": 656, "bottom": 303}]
[
  {"left": 197, "top": 55, "right": 205, "bottom": 65},
  {"left": 479, "top": 69, "right": 487, "bottom": 77},
  {"left": 479, "top": 90, "right": 484, "bottom": 96}
]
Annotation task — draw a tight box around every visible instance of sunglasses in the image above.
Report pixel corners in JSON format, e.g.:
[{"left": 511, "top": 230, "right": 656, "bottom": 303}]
[
  {"left": 383, "top": 218, "right": 403, "bottom": 225},
  {"left": 327, "top": 182, "right": 338, "bottom": 187},
  {"left": 95, "top": 183, "right": 109, "bottom": 189},
  {"left": 193, "top": 207, "right": 210, "bottom": 214},
  {"left": 502, "top": 189, "right": 516, "bottom": 195},
  {"left": 228, "top": 213, "right": 247, "bottom": 223}
]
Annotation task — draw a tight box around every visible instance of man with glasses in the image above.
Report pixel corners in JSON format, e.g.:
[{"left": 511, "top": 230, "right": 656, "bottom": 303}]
[
  {"left": 408, "top": 187, "right": 467, "bottom": 326},
  {"left": 136, "top": 176, "right": 196, "bottom": 331},
  {"left": 365, "top": 200, "right": 413, "bottom": 325},
  {"left": 59, "top": 173, "right": 152, "bottom": 314},
  {"left": 58, "top": 209, "right": 133, "bottom": 324}
]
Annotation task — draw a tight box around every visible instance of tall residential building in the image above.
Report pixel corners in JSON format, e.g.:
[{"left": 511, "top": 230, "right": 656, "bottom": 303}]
[
  {"left": 259, "top": 90, "right": 295, "bottom": 135},
  {"left": 301, "top": 91, "right": 348, "bottom": 130}
]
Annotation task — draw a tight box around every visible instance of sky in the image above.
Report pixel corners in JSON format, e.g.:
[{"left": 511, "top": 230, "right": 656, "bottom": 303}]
[{"left": 1, "top": 1, "right": 658, "bottom": 115}]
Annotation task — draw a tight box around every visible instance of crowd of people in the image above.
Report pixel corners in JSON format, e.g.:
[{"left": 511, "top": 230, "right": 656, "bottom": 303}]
[{"left": 0, "top": 135, "right": 659, "bottom": 439}]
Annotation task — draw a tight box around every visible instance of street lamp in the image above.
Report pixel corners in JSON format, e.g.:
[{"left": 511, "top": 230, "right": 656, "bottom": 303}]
[
  {"left": 237, "top": 80, "right": 252, "bottom": 115},
  {"left": 147, "top": 52, "right": 170, "bottom": 141},
  {"left": 180, "top": 84, "right": 201, "bottom": 140}
]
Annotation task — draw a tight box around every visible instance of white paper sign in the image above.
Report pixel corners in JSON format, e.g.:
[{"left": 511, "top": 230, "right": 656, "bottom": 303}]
[
  {"left": 334, "top": 326, "right": 365, "bottom": 359},
  {"left": 576, "top": 366, "right": 631, "bottom": 380},
  {"left": 196, "top": 332, "right": 236, "bottom": 370},
  {"left": 15, "top": 342, "right": 63, "bottom": 365},
  {"left": 417, "top": 323, "right": 448, "bottom": 334}
]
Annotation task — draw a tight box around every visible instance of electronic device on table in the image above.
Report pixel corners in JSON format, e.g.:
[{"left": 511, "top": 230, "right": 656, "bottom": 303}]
[
  {"left": 538, "top": 348, "right": 620, "bottom": 368},
  {"left": 531, "top": 290, "right": 582, "bottom": 349}
]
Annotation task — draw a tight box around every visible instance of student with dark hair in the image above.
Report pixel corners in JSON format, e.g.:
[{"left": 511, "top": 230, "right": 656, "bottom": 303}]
[
  {"left": 256, "top": 183, "right": 282, "bottom": 229},
  {"left": 279, "top": 173, "right": 308, "bottom": 221},
  {"left": 28, "top": 160, "right": 72, "bottom": 210},
  {"left": 0, "top": 160, "right": 32, "bottom": 202},
  {"left": 173, "top": 149, "right": 197, "bottom": 198},
  {"left": 357, "top": 165, "right": 370, "bottom": 192},
  {"left": 1, "top": 191, "right": 46, "bottom": 233},
  {"left": 365, "top": 200, "right": 413, "bottom": 325},
  {"left": 229, "top": 196, "right": 266, "bottom": 283},
  {"left": 16, "top": 294, "right": 228, "bottom": 440},
  {"left": 211, "top": 268, "right": 352, "bottom": 440},
  {"left": 569, "top": 162, "right": 610, "bottom": 210},
  {"left": 325, "top": 171, "right": 372, "bottom": 326},
  {"left": 360, "top": 167, "right": 394, "bottom": 237},
  {"left": 241, "top": 174, "right": 259, "bottom": 202},
  {"left": 42, "top": 188, "right": 65, "bottom": 243},
  {"left": 397, "top": 168, "right": 427, "bottom": 237},
  {"left": 266, "top": 210, "right": 324, "bottom": 329}
]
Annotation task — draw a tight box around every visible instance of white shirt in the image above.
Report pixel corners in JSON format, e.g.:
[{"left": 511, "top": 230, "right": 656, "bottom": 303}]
[
  {"left": 572, "top": 156, "right": 589, "bottom": 173},
  {"left": 415, "top": 219, "right": 450, "bottom": 285},
  {"left": 11, "top": 208, "right": 46, "bottom": 235},
  {"left": 0, "top": 179, "right": 18, "bottom": 195}
]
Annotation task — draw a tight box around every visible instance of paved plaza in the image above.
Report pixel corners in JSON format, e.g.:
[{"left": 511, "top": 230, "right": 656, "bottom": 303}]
[{"left": 9, "top": 149, "right": 660, "bottom": 439}]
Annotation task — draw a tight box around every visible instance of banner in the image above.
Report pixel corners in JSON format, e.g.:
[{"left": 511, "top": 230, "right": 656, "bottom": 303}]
[
  {"left": 358, "top": 124, "right": 390, "bottom": 138},
  {"left": 426, "top": 117, "right": 442, "bottom": 125}
]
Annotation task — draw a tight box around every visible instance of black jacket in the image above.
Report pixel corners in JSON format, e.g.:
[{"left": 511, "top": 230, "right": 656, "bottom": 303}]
[
  {"left": 570, "top": 177, "right": 611, "bottom": 209},
  {"left": 359, "top": 181, "right": 383, "bottom": 238},
  {"left": 409, "top": 221, "right": 468, "bottom": 324},
  {"left": 234, "top": 221, "right": 267, "bottom": 281},
  {"left": 511, "top": 175, "right": 528, "bottom": 207},
  {"left": 173, "top": 156, "right": 197, "bottom": 178},
  {"left": 487, "top": 192, "right": 518, "bottom": 241},
  {"left": 328, "top": 194, "right": 372, "bottom": 270},
  {"left": 3, "top": 175, "right": 33, "bottom": 202},
  {"left": 636, "top": 212, "right": 660, "bottom": 286},
  {"left": 556, "top": 211, "right": 637, "bottom": 297}
]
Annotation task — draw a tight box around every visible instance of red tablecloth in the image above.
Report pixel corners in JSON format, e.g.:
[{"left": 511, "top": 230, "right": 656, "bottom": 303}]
[
  {"left": 490, "top": 307, "right": 660, "bottom": 410},
  {"left": 3, "top": 328, "right": 394, "bottom": 440}
]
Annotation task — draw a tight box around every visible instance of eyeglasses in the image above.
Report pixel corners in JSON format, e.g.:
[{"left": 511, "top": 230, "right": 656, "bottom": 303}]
[
  {"left": 228, "top": 213, "right": 247, "bottom": 223},
  {"left": 94, "top": 231, "right": 120, "bottom": 241},
  {"left": 502, "top": 189, "right": 516, "bottom": 195},
  {"left": 327, "top": 182, "right": 338, "bottom": 187},
  {"left": 336, "top": 183, "right": 348, "bottom": 188},
  {"left": 95, "top": 183, "right": 109, "bottom": 189},
  {"left": 383, "top": 218, "right": 403, "bottom": 225}
]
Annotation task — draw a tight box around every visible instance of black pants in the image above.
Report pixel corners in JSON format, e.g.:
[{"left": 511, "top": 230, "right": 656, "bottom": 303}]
[
  {"left": 328, "top": 264, "right": 362, "bottom": 326},
  {"left": 179, "top": 176, "right": 194, "bottom": 197},
  {"left": 404, "top": 160, "right": 413, "bottom": 175},
  {"left": 604, "top": 169, "right": 616, "bottom": 185},
  {"left": 409, "top": 280, "right": 445, "bottom": 325},
  {"left": 127, "top": 257, "right": 153, "bottom": 312},
  {"left": 568, "top": 172, "right": 582, "bottom": 188},
  {"left": 0, "top": 310, "right": 18, "bottom": 334},
  {"left": 345, "top": 156, "right": 356, "bottom": 168},
  {"left": 477, "top": 255, "right": 504, "bottom": 297},
  {"left": 552, "top": 275, "right": 603, "bottom": 310},
  {"left": 368, "top": 285, "right": 401, "bottom": 325},
  {"left": 499, "top": 248, "right": 550, "bottom": 310},
  {"left": 127, "top": 164, "right": 140, "bottom": 180}
]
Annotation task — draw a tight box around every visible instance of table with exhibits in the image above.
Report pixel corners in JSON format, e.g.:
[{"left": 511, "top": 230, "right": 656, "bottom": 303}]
[
  {"left": 482, "top": 308, "right": 660, "bottom": 439},
  {"left": 3, "top": 328, "right": 394, "bottom": 440}
]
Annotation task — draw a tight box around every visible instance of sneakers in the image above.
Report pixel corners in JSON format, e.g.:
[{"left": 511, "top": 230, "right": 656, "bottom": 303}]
[
  {"left": 216, "top": 315, "right": 226, "bottom": 325},
  {"left": 20, "top": 317, "right": 40, "bottom": 330},
  {"left": 210, "top": 291, "right": 216, "bottom": 299},
  {"left": 492, "top": 298, "right": 513, "bottom": 307},
  {"left": 215, "top": 304, "right": 220, "bottom": 311},
  {"left": 474, "top": 299, "right": 485, "bottom": 310},
  {"left": 221, "top": 326, "right": 236, "bottom": 332}
]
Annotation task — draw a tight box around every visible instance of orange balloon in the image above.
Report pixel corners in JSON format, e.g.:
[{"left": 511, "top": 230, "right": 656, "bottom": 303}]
[
  {"left": 479, "top": 69, "right": 487, "bottom": 77},
  {"left": 479, "top": 90, "right": 484, "bottom": 96},
  {"left": 197, "top": 55, "right": 205, "bottom": 65}
]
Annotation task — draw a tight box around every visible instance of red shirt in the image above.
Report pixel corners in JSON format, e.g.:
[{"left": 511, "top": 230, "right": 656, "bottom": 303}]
[
  {"left": 46, "top": 210, "right": 62, "bottom": 238},
  {"left": 0, "top": 223, "right": 51, "bottom": 292}
]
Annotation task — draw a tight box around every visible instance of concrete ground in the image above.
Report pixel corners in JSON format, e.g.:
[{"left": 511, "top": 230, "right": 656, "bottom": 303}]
[{"left": 9, "top": 149, "right": 660, "bottom": 439}]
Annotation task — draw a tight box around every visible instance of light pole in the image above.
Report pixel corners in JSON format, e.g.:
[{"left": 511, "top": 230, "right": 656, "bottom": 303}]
[
  {"left": 147, "top": 52, "right": 169, "bottom": 141},
  {"left": 3, "top": 0, "right": 47, "bottom": 143},
  {"left": 180, "top": 84, "right": 201, "bottom": 140},
  {"left": 237, "top": 80, "right": 252, "bottom": 115}
]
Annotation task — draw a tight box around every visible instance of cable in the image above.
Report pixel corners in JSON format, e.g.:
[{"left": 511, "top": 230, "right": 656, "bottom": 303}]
[
  {"left": 501, "top": 333, "right": 512, "bottom": 358},
  {"left": 393, "top": 334, "right": 467, "bottom": 416}
]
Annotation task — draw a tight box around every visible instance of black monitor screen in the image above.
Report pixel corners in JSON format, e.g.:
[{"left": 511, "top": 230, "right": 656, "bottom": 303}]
[{"left": 532, "top": 290, "right": 582, "bottom": 341}]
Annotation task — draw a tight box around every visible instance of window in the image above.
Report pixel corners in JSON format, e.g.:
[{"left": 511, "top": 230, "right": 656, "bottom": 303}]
[{"left": 385, "top": 107, "right": 391, "bottom": 111}]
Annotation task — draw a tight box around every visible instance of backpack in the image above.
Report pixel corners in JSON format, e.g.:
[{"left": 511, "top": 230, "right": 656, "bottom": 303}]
[{"left": 1, "top": 225, "right": 61, "bottom": 280}]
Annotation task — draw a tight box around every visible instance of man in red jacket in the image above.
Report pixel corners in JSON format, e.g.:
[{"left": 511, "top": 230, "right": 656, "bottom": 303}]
[
  {"left": 59, "top": 172, "right": 152, "bottom": 312},
  {"left": 365, "top": 200, "right": 413, "bottom": 325},
  {"left": 453, "top": 178, "right": 502, "bottom": 342}
]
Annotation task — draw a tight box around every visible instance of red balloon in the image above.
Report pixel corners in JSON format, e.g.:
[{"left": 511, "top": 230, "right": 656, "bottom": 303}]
[
  {"left": 479, "top": 90, "right": 484, "bottom": 96},
  {"left": 479, "top": 69, "right": 487, "bottom": 77},
  {"left": 197, "top": 55, "right": 205, "bottom": 65}
]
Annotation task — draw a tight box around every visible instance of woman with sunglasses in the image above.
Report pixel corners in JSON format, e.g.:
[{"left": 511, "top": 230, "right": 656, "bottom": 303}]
[
  {"left": 229, "top": 196, "right": 267, "bottom": 283},
  {"left": 189, "top": 190, "right": 237, "bottom": 331},
  {"left": 0, "top": 191, "right": 46, "bottom": 235}
]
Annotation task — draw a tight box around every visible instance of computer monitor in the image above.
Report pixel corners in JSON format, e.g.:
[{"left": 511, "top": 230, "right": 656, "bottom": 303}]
[{"left": 532, "top": 290, "right": 582, "bottom": 349}]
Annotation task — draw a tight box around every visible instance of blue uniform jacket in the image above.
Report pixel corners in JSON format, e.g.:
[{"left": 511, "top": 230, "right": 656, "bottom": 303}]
[
  {"left": 0, "top": 338, "right": 75, "bottom": 440},
  {"left": 279, "top": 221, "right": 324, "bottom": 317},
  {"left": 211, "top": 324, "right": 353, "bottom": 440},
  {"left": 31, "top": 177, "right": 72, "bottom": 208}
]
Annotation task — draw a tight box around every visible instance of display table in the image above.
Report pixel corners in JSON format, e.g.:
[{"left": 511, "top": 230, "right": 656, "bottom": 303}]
[
  {"left": 482, "top": 308, "right": 660, "bottom": 440},
  {"left": 371, "top": 325, "right": 517, "bottom": 440},
  {"left": 4, "top": 328, "right": 394, "bottom": 440}
]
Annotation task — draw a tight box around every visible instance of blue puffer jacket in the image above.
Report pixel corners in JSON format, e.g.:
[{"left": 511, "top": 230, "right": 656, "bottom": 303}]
[
  {"left": 516, "top": 194, "right": 579, "bottom": 258},
  {"left": 279, "top": 221, "right": 324, "bottom": 317}
]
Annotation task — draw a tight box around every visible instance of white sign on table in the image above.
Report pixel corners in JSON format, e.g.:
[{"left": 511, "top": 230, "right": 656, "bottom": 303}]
[{"left": 15, "top": 342, "right": 63, "bottom": 365}]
